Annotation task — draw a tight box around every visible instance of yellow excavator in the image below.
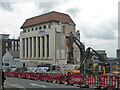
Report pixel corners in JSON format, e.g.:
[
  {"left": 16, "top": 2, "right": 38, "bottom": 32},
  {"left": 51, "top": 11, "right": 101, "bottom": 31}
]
[
  {"left": 111, "top": 64, "right": 120, "bottom": 76},
  {"left": 93, "top": 63, "right": 111, "bottom": 76},
  {"left": 72, "top": 62, "right": 111, "bottom": 76}
]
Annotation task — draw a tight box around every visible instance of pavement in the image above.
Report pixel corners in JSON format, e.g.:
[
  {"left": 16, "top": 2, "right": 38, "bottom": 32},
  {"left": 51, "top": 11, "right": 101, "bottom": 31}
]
[{"left": 4, "top": 82, "right": 27, "bottom": 90}]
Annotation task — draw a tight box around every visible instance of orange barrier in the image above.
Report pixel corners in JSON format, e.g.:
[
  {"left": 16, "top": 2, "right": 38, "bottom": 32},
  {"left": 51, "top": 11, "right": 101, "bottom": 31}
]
[
  {"left": 17, "top": 72, "right": 23, "bottom": 78},
  {"left": 4, "top": 72, "right": 120, "bottom": 89}
]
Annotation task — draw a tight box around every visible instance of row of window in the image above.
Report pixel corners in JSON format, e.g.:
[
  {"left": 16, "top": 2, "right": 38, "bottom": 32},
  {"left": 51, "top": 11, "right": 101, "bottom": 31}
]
[
  {"left": 5, "top": 47, "right": 20, "bottom": 52},
  {"left": 11, "top": 41, "right": 20, "bottom": 51},
  {"left": 23, "top": 35, "right": 49, "bottom": 58},
  {"left": 12, "top": 41, "right": 19, "bottom": 46},
  {"left": 3, "top": 63, "right": 9, "bottom": 66},
  {"left": 5, "top": 42, "right": 20, "bottom": 52},
  {"left": 23, "top": 25, "right": 51, "bottom": 33},
  {"left": 6, "top": 41, "right": 19, "bottom": 47},
  {"left": 23, "top": 25, "right": 66, "bottom": 34},
  {"left": 11, "top": 46, "right": 20, "bottom": 51}
]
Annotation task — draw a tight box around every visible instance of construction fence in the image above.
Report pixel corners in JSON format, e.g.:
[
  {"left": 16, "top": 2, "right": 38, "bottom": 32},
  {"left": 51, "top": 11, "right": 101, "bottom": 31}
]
[{"left": 4, "top": 72, "right": 120, "bottom": 89}]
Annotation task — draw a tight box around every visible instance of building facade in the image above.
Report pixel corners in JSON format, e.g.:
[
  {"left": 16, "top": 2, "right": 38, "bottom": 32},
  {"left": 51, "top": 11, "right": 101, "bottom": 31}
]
[
  {"left": 0, "top": 34, "right": 20, "bottom": 68},
  {"left": 3, "top": 51, "right": 22, "bottom": 71},
  {"left": 117, "top": 49, "right": 120, "bottom": 59},
  {"left": 20, "top": 11, "right": 80, "bottom": 67},
  {"left": 11, "top": 39, "right": 20, "bottom": 51}
]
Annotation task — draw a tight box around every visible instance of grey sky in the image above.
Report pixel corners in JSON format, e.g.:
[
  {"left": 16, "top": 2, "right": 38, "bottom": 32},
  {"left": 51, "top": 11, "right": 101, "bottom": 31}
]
[
  {"left": 0, "top": 0, "right": 118, "bottom": 57},
  {"left": 0, "top": 2, "right": 13, "bottom": 11},
  {"left": 37, "top": 2, "right": 59, "bottom": 13},
  {"left": 80, "top": 16, "right": 117, "bottom": 40},
  {"left": 66, "top": 7, "right": 81, "bottom": 17}
]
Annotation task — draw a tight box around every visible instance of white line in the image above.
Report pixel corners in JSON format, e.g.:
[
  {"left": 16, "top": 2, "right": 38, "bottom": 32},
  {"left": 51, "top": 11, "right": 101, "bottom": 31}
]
[
  {"left": 6, "top": 83, "right": 27, "bottom": 90},
  {"left": 30, "top": 83, "right": 46, "bottom": 88},
  {"left": 14, "top": 84, "right": 26, "bottom": 88}
]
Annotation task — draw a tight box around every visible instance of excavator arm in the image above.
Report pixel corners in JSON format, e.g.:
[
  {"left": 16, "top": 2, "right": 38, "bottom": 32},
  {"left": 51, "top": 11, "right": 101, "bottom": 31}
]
[
  {"left": 66, "top": 32, "right": 110, "bottom": 74},
  {"left": 66, "top": 32, "right": 86, "bottom": 63},
  {"left": 66, "top": 32, "right": 92, "bottom": 73}
]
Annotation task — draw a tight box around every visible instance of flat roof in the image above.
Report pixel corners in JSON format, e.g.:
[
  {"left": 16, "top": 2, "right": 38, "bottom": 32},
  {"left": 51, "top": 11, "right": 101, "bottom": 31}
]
[{"left": 0, "top": 34, "right": 10, "bottom": 36}]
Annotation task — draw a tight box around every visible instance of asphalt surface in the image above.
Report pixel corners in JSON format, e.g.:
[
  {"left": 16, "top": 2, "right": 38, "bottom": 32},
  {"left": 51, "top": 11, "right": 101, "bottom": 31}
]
[
  {"left": 4, "top": 77, "right": 117, "bottom": 90},
  {"left": 4, "top": 77, "right": 78, "bottom": 89},
  {"left": 4, "top": 84, "right": 21, "bottom": 90}
]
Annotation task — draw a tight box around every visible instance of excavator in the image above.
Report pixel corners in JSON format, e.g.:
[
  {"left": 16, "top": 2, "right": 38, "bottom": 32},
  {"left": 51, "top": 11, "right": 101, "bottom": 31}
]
[{"left": 66, "top": 32, "right": 110, "bottom": 76}]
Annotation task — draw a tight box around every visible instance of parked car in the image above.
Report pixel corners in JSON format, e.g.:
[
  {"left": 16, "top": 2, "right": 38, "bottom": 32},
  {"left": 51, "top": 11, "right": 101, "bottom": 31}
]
[
  {"left": 27, "top": 67, "right": 37, "bottom": 73},
  {"left": 35, "top": 67, "right": 48, "bottom": 73}
]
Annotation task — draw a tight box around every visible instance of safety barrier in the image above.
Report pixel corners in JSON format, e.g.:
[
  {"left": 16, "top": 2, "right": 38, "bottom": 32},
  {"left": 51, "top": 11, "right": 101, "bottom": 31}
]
[
  {"left": 4, "top": 72, "right": 120, "bottom": 89},
  {"left": 69, "top": 74, "right": 120, "bottom": 89}
]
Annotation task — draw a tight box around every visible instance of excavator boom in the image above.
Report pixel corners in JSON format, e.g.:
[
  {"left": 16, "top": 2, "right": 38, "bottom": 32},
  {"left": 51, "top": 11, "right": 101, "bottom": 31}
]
[{"left": 66, "top": 32, "right": 110, "bottom": 75}]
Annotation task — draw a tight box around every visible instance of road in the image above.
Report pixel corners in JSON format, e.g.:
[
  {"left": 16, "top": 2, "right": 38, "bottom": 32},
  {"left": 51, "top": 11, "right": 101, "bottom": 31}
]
[
  {"left": 4, "top": 77, "right": 79, "bottom": 89},
  {"left": 4, "top": 77, "right": 113, "bottom": 90}
]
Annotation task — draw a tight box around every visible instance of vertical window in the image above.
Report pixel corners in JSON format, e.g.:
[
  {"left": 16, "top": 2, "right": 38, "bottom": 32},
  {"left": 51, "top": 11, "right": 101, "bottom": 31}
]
[
  {"left": 15, "top": 46, "right": 17, "bottom": 51},
  {"left": 30, "top": 37, "right": 32, "bottom": 57},
  {"left": 17, "top": 41, "right": 18, "bottom": 51},
  {"left": 28, "top": 29, "right": 30, "bottom": 32},
  {"left": 39, "top": 27, "right": 41, "bottom": 30},
  {"left": 24, "top": 30, "right": 26, "bottom": 33},
  {"left": 15, "top": 41, "right": 17, "bottom": 46},
  {"left": 63, "top": 26, "right": 65, "bottom": 34},
  {"left": 47, "top": 35, "right": 49, "bottom": 57},
  {"left": 23, "top": 38, "right": 25, "bottom": 57},
  {"left": 6, "top": 43, "right": 8, "bottom": 47},
  {"left": 34, "top": 37, "right": 36, "bottom": 57},
  {"left": 12, "top": 41, "right": 14, "bottom": 51},
  {"left": 18, "top": 46, "right": 20, "bottom": 51},
  {"left": 15, "top": 41, "right": 17, "bottom": 51},
  {"left": 17, "top": 41, "right": 19, "bottom": 51},
  {"left": 48, "top": 25, "right": 51, "bottom": 29},
  {"left": 43, "top": 25, "right": 46, "bottom": 29},
  {"left": 35, "top": 27, "right": 38, "bottom": 30},
  {"left": 5, "top": 63, "right": 9, "bottom": 66},
  {"left": 31, "top": 28, "right": 34, "bottom": 31},
  {"left": 38, "top": 37, "right": 40, "bottom": 57},
  {"left": 26, "top": 38, "right": 28, "bottom": 57},
  {"left": 23, "top": 63, "right": 25, "bottom": 67},
  {"left": 6, "top": 48, "right": 8, "bottom": 52},
  {"left": 42, "top": 36, "right": 45, "bottom": 57}
]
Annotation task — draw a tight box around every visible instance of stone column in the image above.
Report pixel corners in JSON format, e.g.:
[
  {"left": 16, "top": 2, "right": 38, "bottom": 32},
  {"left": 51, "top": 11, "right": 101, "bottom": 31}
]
[
  {"left": 45, "top": 36, "right": 47, "bottom": 58},
  {"left": 36, "top": 36, "right": 38, "bottom": 58},
  {"left": 32, "top": 37, "right": 34, "bottom": 58},
  {"left": 20, "top": 37, "right": 23, "bottom": 59},
  {"left": 28, "top": 37, "right": 30, "bottom": 58},
  {"left": 40, "top": 37, "right": 43, "bottom": 58}
]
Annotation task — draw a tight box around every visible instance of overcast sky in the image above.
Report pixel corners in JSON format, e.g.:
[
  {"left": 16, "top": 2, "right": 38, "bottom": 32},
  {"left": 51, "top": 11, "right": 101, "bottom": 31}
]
[{"left": 0, "top": 0, "right": 119, "bottom": 57}]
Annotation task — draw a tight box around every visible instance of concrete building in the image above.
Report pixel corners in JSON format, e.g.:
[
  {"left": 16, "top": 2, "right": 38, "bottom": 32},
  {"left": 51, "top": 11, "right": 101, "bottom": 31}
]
[
  {"left": 0, "top": 34, "right": 11, "bottom": 68},
  {"left": 11, "top": 39, "right": 20, "bottom": 51},
  {"left": 92, "top": 50, "right": 107, "bottom": 60},
  {"left": 96, "top": 50, "right": 107, "bottom": 59},
  {"left": 3, "top": 51, "right": 22, "bottom": 71},
  {"left": 20, "top": 11, "right": 80, "bottom": 67},
  {"left": 0, "top": 34, "right": 20, "bottom": 68},
  {"left": 117, "top": 49, "right": 120, "bottom": 59}
]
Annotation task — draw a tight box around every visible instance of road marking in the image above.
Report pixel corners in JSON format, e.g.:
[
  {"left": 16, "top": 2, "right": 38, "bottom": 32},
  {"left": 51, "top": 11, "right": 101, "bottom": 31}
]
[
  {"left": 30, "top": 83, "right": 46, "bottom": 88},
  {"left": 6, "top": 83, "right": 27, "bottom": 90},
  {"left": 14, "top": 84, "right": 26, "bottom": 89}
]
